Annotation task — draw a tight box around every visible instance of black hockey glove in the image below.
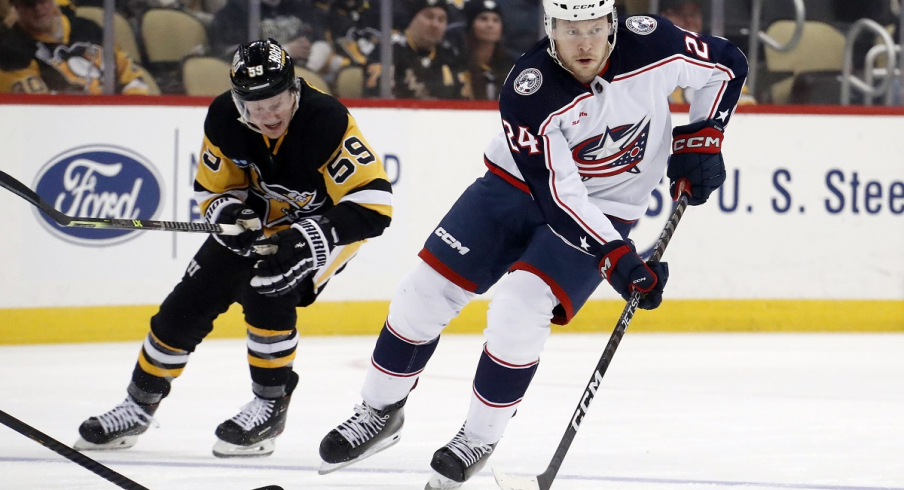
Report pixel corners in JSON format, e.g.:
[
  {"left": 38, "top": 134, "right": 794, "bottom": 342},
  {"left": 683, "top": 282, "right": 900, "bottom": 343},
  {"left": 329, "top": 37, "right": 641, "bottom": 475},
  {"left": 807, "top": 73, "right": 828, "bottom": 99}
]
[
  {"left": 250, "top": 218, "right": 335, "bottom": 297},
  {"left": 205, "top": 196, "right": 262, "bottom": 256},
  {"left": 667, "top": 119, "right": 726, "bottom": 206},
  {"left": 599, "top": 240, "right": 669, "bottom": 310}
]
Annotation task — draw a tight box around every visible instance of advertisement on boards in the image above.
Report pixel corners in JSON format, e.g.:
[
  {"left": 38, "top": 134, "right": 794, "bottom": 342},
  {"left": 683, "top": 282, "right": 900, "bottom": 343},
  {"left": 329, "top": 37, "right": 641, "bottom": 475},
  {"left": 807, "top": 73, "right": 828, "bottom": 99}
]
[{"left": 0, "top": 104, "right": 901, "bottom": 310}]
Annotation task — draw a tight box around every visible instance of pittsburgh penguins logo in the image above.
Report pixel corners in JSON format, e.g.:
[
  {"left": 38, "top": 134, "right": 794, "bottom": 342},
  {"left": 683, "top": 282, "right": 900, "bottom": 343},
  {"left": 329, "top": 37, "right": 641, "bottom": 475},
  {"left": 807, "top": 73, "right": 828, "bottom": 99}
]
[{"left": 35, "top": 42, "right": 104, "bottom": 91}]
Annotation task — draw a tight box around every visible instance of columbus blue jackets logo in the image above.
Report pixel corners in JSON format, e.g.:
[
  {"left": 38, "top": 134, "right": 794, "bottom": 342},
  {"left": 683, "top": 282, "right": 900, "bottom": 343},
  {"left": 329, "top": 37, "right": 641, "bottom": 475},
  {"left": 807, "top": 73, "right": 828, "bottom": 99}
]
[
  {"left": 572, "top": 118, "right": 651, "bottom": 177},
  {"left": 513, "top": 68, "right": 542, "bottom": 95},
  {"left": 33, "top": 145, "right": 163, "bottom": 246},
  {"left": 626, "top": 16, "right": 658, "bottom": 35}
]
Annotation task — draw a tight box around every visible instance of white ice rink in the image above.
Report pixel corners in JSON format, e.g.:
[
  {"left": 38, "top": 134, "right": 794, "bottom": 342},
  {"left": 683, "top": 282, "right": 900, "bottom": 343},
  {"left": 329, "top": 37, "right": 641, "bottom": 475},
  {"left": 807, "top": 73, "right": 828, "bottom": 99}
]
[{"left": 1, "top": 333, "right": 902, "bottom": 490}]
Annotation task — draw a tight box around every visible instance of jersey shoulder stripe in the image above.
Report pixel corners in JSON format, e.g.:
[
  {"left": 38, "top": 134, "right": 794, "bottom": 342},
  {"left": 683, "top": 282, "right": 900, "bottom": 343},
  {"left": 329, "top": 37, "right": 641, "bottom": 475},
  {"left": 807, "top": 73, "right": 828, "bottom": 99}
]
[{"left": 499, "top": 41, "right": 589, "bottom": 131}]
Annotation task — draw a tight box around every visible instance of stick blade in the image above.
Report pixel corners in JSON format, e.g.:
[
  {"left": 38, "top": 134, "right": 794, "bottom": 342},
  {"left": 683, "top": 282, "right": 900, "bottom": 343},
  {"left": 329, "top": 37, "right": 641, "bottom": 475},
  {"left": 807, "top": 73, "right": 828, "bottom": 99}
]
[
  {"left": 251, "top": 486, "right": 284, "bottom": 490},
  {"left": 492, "top": 467, "right": 542, "bottom": 490}
]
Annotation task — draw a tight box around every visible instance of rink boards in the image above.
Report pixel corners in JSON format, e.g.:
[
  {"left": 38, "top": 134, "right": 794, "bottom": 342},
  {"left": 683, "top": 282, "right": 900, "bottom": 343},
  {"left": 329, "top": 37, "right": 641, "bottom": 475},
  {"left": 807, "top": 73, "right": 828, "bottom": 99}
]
[{"left": 0, "top": 97, "right": 901, "bottom": 342}]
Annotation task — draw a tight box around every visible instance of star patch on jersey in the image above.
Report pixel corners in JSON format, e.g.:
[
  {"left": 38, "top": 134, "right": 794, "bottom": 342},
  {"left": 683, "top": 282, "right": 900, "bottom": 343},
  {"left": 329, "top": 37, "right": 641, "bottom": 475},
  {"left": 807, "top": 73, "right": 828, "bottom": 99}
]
[
  {"left": 513, "top": 68, "right": 543, "bottom": 95},
  {"left": 626, "top": 16, "right": 658, "bottom": 35},
  {"left": 571, "top": 117, "right": 652, "bottom": 177}
]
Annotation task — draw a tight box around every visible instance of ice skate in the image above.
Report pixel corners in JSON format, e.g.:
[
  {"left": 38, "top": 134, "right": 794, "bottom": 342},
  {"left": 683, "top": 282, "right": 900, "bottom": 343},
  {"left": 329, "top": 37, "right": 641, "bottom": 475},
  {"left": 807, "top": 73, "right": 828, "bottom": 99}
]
[
  {"left": 425, "top": 425, "right": 496, "bottom": 489},
  {"left": 212, "top": 372, "right": 297, "bottom": 458},
  {"left": 75, "top": 397, "right": 159, "bottom": 450},
  {"left": 318, "top": 397, "right": 406, "bottom": 474}
]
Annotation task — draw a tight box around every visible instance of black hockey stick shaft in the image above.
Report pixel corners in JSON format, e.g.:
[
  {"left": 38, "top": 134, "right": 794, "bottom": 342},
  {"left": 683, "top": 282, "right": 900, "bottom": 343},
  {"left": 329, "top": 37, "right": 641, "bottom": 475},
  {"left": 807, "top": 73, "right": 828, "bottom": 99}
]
[
  {"left": 0, "top": 408, "right": 151, "bottom": 490},
  {"left": 535, "top": 195, "right": 689, "bottom": 490},
  {"left": 0, "top": 408, "right": 285, "bottom": 490},
  {"left": 0, "top": 170, "right": 242, "bottom": 235}
]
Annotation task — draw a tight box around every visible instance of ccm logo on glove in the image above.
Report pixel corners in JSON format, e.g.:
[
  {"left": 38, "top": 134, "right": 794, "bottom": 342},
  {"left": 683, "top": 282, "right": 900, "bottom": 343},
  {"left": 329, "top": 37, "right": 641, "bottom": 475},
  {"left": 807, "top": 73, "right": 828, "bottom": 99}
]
[{"left": 672, "top": 128, "right": 723, "bottom": 153}]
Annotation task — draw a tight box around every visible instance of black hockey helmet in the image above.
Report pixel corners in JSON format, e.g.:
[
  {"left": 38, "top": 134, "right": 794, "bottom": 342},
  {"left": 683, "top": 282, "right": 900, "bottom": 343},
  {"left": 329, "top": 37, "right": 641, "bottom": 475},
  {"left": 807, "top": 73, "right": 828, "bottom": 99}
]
[{"left": 230, "top": 38, "right": 297, "bottom": 102}]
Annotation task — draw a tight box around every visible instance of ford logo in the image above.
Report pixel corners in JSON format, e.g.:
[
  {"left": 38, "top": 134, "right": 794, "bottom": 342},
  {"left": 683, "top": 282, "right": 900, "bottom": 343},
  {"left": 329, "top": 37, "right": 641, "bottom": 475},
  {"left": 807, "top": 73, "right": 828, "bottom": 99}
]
[{"left": 33, "top": 145, "right": 164, "bottom": 246}]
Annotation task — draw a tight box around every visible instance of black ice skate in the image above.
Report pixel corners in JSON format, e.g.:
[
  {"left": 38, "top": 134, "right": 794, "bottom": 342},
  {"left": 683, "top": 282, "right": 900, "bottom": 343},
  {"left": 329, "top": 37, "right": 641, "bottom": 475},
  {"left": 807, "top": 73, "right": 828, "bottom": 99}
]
[
  {"left": 318, "top": 397, "right": 406, "bottom": 474},
  {"left": 212, "top": 372, "right": 298, "bottom": 458},
  {"left": 75, "top": 397, "right": 159, "bottom": 450},
  {"left": 425, "top": 425, "right": 496, "bottom": 489}
]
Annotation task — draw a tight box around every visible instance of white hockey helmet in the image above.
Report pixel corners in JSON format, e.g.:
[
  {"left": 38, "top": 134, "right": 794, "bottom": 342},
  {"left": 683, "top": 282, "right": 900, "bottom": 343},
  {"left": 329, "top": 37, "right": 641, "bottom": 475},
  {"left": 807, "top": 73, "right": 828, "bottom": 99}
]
[{"left": 543, "top": 0, "right": 618, "bottom": 70}]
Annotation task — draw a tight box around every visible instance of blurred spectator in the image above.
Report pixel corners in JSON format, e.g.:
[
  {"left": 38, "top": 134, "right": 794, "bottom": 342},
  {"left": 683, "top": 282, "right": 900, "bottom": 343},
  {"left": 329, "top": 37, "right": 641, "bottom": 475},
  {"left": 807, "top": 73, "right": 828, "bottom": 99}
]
[
  {"left": 0, "top": 0, "right": 150, "bottom": 94},
  {"left": 493, "top": 0, "right": 539, "bottom": 59},
  {"left": 208, "top": 0, "right": 320, "bottom": 62},
  {"left": 179, "top": 0, "right": 226, "bottom": 26},
  {"left": 364, "top": 0, "right": 470, "bottom": 99},
  {"left": 660, "top": 0, "right": 756, "bottom": 105},
  {"left": 442, "top": 0, "right": 466, "bottom": 39},
  {"left": 462, "top": 0, "right": 512, "bottom": 100},
  {"left": 659, "top": 0, "right": 702, "bottom": 33},
  {"left": 306, "top": 0, "right": 380, "bottom": 84},
  {"left": 2, "top": 0, "right": 15, "bottom": 26}
]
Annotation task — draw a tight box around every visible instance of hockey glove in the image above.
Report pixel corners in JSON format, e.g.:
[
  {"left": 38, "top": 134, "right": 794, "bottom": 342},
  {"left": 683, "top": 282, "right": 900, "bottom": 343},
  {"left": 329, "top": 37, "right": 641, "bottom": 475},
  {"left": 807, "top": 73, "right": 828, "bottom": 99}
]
[
  {"left": 599, "top": 240, "right": 669, "bottom": 310},
  {"left": 205, "top": 197, "right": 262, "bottom": 256},
  {"left": 668, "top": 119, "right": 726, "bottom": 206},
  {"left": 250, "top": 218, "right": 335, "bottom": 297}
]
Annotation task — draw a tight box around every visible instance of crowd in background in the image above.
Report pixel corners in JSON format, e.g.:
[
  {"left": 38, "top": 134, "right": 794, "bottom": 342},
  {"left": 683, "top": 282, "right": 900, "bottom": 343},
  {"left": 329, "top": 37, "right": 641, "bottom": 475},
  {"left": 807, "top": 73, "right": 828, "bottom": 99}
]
[{"left": 0, "top": 0, "right": 900, "bottom": 103}]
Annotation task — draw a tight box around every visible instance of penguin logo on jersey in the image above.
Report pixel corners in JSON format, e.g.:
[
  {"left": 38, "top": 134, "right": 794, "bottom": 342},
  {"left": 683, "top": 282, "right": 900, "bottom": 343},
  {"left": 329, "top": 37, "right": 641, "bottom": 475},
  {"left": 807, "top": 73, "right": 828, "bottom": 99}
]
[
  {"left": 252, "top": 180, "right": 327, "bottom": 227},
  {"left": 33, "top": 145, "right": 163, "bottom": 246},
  {"left": 572, "top": 118, "right": 651, "bottom": 177},
  {"left": 513, "top": 69, "right": 542, "bottom": 95},
  {"left": 626, "top": 16, "right": 658, "bottom": 35}
]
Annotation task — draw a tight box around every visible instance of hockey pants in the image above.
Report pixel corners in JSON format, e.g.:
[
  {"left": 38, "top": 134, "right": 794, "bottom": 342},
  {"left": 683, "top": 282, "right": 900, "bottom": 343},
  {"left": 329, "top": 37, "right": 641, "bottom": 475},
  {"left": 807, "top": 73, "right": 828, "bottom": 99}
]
[
  {"left": 127, "top": 236, "right": 320, "bottom": 405},
  {"left": 362, "top": 261, "right": 556, "bottom": 444}
]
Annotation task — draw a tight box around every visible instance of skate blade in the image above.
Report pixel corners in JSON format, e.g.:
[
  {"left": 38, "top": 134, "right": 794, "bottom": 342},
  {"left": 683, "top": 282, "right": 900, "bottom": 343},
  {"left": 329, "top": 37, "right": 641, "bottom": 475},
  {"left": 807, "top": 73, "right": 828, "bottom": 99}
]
[
  {"left": 425, "top": 472, "right": 463, "bottom": 489},
  {"left": 318, "top": 432, "right": 401, "bottom": 475},
  {"left": 212, "top": 438, "right": 275, "bottom": 458},
  {"left": 73, "top": 435, "right": 138, "bottom": 451}
]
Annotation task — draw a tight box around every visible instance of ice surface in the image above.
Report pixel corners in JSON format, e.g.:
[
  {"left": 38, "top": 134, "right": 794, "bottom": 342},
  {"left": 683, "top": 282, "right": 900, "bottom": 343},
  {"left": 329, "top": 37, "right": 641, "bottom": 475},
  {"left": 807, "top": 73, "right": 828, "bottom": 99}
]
[{"left": 1, "top": 333, "right": 902, "bottom": 490}]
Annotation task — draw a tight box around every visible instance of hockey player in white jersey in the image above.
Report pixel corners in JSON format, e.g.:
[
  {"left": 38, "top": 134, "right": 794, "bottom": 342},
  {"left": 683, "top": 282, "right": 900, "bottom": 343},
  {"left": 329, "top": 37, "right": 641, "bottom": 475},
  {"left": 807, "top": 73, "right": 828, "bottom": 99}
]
[{"left": 319, "top": 0, "right": 748, "bottom": 487}]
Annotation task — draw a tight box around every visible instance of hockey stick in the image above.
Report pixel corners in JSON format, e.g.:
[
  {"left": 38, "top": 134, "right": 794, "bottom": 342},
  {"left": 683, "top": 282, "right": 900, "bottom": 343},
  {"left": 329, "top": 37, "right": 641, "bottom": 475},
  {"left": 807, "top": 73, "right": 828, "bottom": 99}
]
[
  {"left": 0, "top": 407, "right": 151, "bottom": 489},
  {"left": 0, "top": 408, "right": 283, "bottom": 490},
  {"left": 0, "top": 170, "right": 243, "bottom": 235},
  {"left": 492, "top": 194, "right": 690, "bottom": 490}
]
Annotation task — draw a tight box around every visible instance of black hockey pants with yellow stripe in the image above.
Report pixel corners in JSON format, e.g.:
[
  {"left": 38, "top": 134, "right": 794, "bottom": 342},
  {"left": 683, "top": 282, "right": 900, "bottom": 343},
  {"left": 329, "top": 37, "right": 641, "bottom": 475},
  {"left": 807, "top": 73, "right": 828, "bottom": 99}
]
[{"left": 126, "top": 236, "right": 323, "bottom": 405}]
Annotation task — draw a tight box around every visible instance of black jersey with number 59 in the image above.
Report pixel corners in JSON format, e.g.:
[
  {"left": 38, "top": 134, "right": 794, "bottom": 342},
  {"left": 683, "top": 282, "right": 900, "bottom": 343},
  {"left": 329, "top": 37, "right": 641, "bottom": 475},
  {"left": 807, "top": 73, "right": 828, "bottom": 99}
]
[{"left": 194, "top": 80, "right": 392, "bottom": 245}]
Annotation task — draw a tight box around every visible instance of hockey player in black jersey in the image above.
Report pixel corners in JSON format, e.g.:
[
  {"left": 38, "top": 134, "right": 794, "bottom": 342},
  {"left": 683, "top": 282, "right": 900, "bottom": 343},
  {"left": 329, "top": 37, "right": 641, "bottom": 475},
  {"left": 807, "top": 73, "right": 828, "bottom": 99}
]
[
  {"left": 319, "top": 0, "right": 747, "bottom": 487},
  {"left": 75, "top": 39, "right": 392, "bottom": 458}
]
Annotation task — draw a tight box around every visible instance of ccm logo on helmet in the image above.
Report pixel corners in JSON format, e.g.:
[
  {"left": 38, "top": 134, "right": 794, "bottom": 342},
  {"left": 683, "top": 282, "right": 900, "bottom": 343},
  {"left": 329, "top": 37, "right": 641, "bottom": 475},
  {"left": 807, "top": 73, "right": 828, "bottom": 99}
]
[
  {"left": 434, "top": 227, "right": 470, "bottom": 255},
  {"left": 573, "top": 3, "right": 596, "bottom": 8}
]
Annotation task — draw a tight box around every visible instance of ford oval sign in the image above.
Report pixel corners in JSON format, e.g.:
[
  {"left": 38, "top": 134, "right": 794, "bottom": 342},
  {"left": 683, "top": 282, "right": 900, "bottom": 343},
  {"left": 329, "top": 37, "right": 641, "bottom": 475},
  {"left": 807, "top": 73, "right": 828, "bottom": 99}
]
[{"left": 33, "top": 145, "right": 164, "bottom": 246}]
